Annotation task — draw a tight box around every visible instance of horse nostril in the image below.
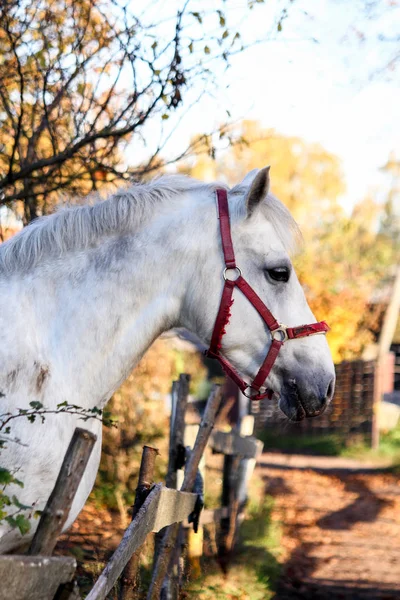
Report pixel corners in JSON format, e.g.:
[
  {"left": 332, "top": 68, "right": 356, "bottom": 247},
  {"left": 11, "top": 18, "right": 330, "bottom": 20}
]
[{"left": 326, "top": 378, "right": 335, "bottom": 401}]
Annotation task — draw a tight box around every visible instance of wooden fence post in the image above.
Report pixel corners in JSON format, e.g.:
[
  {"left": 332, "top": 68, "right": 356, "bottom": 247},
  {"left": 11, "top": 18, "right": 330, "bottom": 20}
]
[
  {"left": 119, "top": 445, "right": 159, "bottom": 600},
  {"left": 156, "top": 375, "right": 190, "bottom": 599},
  {"left": 217, "top": 414, "right": 262, "bottom": 573},
  {"left": 28, "top": 427, "right": 97, "bottom": 556},
  {"left": 166, "top": 374, "right": 190, "bottom": 488},
  {"left": 184, "top": 424, "right": 204, "bottom": 580},
  {"left": 218, "top": 453, "right": 241, "bottom": 573},
  {"left": 236, "top": 415, "right": 258, "bottom": 507},
  {"left": 372, "top": 266, "right": 400, "bottom": 449},
  {"left": 147, "top": 385, "right": 223, "bottom": 600},
  {"left": 161, "top": 421, "right": 201, "bottom": 600}
]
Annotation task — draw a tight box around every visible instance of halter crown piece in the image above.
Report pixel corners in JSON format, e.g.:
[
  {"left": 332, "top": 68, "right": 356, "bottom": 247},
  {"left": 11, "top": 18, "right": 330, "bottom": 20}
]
[{"left": 205, "top": 189, "right": 330, "bottom": 401}]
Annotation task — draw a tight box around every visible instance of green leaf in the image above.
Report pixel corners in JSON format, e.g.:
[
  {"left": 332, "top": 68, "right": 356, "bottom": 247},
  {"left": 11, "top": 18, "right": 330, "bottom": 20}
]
[
  {"left": 0, "top": 468, "right": 12, "bottom": 486},
  {"left": 29, "top": 401, "right": 44, "bottom": 410},
  {"left": 277, "top": 22, "right": 282, "bottom": 32},
  {"left": 16, "top": 515, "right": 31, "bottom": 535},
  {"left": 0, "top": 468, "right": 24, "bottom": 488},
  {"left": 6, "top": 514, "right": 31, "bottom": 535},
  {"left": 5, "top": 516, "right": 17, "bottom": 528},
  {"left": 0, "top": 493, "right": 11, "bottom": 507},
  {"left": 0, "top": 509, "right": 8, "bottom": 520},
  {"left": 11, "top": 495, "right": 31, "bottom": 510}
]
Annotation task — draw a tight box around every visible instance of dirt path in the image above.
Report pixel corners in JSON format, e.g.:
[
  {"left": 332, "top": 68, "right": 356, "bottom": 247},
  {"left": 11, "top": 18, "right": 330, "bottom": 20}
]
[{"left": 257, "top": 453, "right": 400, "bottom": 600}]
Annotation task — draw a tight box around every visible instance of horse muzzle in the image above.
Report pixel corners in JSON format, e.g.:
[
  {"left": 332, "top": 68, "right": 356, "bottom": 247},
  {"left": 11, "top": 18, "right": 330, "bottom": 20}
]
[{"left": 278, "top": 374, "right": 335, "bottom": 421}]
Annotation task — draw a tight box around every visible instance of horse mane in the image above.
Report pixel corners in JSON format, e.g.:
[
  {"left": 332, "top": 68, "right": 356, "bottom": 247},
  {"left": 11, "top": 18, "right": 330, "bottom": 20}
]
[{"left": 0, "top": 175, "right": 299, "bottom": 274}]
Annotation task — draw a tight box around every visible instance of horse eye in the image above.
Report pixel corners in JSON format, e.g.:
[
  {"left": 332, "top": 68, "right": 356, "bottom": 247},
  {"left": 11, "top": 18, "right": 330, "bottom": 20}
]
[{"left": 266, "top": 267, "right": 290, "bottom": 282}]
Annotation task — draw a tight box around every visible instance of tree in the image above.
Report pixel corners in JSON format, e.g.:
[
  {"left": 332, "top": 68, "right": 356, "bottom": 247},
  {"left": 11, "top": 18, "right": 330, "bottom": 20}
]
[
  {"left": 0, "top": 0, "right": 268, "bottom": 222},
  {"left": 296, "top": 196, "right": 396, "bottom": 361},
  {"left": 180, "top": 121, "right": 345, "bottom": 224},
  {"left": 182, "top": 122, "right": 398, "bottom": 361},
  {"left": 380, "top": 152, "right": 400, "bottom": 252}
]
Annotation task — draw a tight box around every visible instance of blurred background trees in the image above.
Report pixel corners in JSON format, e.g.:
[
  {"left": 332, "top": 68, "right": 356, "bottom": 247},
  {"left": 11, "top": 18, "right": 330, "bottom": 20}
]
[
  {"left": 0, "top": 0, "right": 256, "bottom": 223},
  {"left": 180, "top": 120, "right": 400, "bottom": 361}
]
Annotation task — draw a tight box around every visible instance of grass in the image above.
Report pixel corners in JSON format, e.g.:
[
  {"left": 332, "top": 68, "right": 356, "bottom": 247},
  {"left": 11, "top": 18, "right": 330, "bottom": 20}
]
[
  {"left": 257, "top": 425, "right": 400, "bottom": 463},
  {"left": 257, "top": 430, "right": 346, "bottom": 456},
  {"left": 185, "top": 493, "right": 282, "bottom": 599}
]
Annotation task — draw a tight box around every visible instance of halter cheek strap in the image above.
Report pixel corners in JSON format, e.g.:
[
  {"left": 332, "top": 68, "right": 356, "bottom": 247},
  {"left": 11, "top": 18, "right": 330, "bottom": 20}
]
[{"left": 205, "top": 189, "right": 329, "bottom": 401}]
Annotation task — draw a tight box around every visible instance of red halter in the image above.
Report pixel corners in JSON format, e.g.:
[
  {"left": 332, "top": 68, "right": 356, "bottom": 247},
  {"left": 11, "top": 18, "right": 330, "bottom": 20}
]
[{"left": 205, "top": 189, "right": 329, "bottom": 401}]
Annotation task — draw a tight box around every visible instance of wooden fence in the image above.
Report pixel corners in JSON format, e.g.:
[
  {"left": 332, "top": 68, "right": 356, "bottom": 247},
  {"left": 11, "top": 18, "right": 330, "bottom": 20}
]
[
  {"left": 2, "top": 374, "right": 262, "bottom": 600},
  {"left": 252, "top": 359, "right": 377, "bottom": 441}
]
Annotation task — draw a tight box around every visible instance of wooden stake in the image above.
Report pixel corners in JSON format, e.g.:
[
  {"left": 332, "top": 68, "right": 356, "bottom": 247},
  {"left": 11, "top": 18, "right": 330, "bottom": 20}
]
[
  {"left": 119, "top": 446, "right": 159, "bottom": 600},
  {"left": 372, "top": 266, "right": 400, "bottom": 449},
  {"left": 154, "top": 375, "right": 190, "bottom": 597},
  {"left": 28, "top": 427, "right": 96, "bottom": 556}
]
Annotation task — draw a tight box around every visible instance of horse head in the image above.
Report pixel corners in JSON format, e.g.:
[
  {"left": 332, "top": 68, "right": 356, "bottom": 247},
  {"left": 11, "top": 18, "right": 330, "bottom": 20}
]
[{"left": 182, "top": 167, "right": 335, "bottom": 421}]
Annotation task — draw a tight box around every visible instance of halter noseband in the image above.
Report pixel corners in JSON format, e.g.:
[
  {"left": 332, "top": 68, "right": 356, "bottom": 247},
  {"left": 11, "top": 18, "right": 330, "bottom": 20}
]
[{"left": 205, "top": 189, "right": 329, "bottom": 401}]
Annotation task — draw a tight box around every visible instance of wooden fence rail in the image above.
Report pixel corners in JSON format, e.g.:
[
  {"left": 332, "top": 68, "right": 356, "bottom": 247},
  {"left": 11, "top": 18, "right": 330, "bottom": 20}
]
[
  {"left": 253, "top": 359, "right": 377, "bottom": 441},
  {"left": 2, "top": 375, "right": 263, "bottom": 600},
  {"left": 86, "top": 485, "right": 198, "bottom": 600}
]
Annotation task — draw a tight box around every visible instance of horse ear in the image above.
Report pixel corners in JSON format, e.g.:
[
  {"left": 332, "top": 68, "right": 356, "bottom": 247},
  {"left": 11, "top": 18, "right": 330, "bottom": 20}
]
[{"left": 246, "top": 166, "right": 270, "bottom": 217}]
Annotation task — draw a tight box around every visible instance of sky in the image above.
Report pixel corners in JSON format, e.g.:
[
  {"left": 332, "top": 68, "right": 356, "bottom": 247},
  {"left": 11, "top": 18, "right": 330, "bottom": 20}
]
[
  {"left": 141, "top": 0, "right": 400, "bottom": 212},
  {"left": 2, "top": 0, "right": 398, "bottom": 228}
]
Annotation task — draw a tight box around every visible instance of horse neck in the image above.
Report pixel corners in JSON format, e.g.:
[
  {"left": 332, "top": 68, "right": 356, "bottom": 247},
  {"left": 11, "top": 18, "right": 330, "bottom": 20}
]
[{"left": 32, "top": 195, "right": 209, "bottom": 409}]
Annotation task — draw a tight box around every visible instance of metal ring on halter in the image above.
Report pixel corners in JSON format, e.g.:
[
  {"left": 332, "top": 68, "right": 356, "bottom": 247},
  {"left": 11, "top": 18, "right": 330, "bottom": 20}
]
[
  {"left": 271, "top": 325, "right": 288, "bottom": 343},
  {"left": 223, "top": 266, "right": 242, "bottom": 281},
  {"left": 243, "top": 385, "right": 261, "bottom": 399}
]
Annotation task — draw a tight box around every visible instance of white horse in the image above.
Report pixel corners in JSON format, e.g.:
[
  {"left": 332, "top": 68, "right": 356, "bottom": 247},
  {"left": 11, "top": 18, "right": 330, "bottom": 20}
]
[{"left": 0, "top": 168, "right": 335, "bottom": 553}]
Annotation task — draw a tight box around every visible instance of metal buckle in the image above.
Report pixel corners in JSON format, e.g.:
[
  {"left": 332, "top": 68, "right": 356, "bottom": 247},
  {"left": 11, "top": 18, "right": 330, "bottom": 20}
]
[
  {"left": 271, "top": 325, "right": 288, "bottom": 343},
  {"left": 223, "top": 266, "right": 242, "bottom": 281}
]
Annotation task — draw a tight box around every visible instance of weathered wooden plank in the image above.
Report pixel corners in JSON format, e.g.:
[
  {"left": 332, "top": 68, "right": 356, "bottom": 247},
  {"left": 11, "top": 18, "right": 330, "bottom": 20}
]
[
  {"left": 86, "top": 484, "right": 198, "bottom": 600},
  {"left": 210, "top": 430, "right": 263, "bottom": 459},
  {"left": 0, "top": 556, "right": 76, "bottom": 600},
  {"left": 29, "top": 427, "right": 97, "bottom": 556},
  {"left": 152, "top": 487, "right": 197, "bottom": 533}
]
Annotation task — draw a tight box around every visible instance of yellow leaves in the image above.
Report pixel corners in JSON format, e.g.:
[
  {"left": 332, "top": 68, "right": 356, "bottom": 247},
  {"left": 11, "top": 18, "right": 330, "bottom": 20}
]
[{"left": 191, "top": 12, "right": 203, "bottom": 24}]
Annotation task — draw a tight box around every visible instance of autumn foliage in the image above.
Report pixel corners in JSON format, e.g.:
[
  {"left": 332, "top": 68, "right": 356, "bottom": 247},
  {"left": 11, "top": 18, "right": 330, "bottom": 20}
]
[{"left": 182, "top": 121, "right": 400, "bottom": 362}]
